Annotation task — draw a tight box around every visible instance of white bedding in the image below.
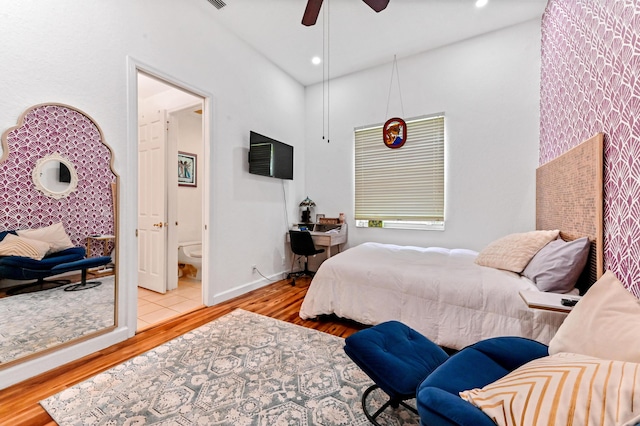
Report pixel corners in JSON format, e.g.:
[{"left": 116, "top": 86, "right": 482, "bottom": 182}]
[{"left": 299, "top": 242, "right": 567, "bottom": 350}]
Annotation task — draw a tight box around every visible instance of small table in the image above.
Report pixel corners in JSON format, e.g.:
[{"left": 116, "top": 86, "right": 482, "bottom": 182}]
[
  {"left": 86, "top": 234, "right": 115, "bottom": 257},
  {"left": 519, "top": 290, "right": 581, "bottom": 313},
  {"left": 86, "top": 235, "right": 115, "bottom": 276}
]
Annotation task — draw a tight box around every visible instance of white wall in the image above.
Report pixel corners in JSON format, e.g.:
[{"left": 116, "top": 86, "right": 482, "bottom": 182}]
[
  {"left": 175, "top": 108, "right": 204, "bottom": 244},
  {"left": 305, "top": 19, "right": 542, "bottom": 251},
  {"left": 0, "top": 0, "right": 305, "bottom": 387}
]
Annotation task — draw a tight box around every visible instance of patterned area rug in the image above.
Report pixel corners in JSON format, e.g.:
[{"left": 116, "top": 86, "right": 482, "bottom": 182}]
[
  {"left": 41, "top": 309, "right": 420, "bottom": 425},
  {"left": 0, "top": 276, "right": 115, "bottom": 363}
]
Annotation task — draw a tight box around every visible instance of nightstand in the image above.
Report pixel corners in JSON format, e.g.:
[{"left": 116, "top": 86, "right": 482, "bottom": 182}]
[{"left": 519, "top": 290, "right": 581, "bottom": 313}]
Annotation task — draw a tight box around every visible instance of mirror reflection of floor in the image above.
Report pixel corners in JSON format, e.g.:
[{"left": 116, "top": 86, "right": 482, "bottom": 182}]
[{"left": 137, "top": 278, "right": 203, "bottom": 331}]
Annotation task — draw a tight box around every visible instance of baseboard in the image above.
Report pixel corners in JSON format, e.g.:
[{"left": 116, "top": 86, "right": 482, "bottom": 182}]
[{"left": 212, "top": 272, "right": 285, "bottom": 305}]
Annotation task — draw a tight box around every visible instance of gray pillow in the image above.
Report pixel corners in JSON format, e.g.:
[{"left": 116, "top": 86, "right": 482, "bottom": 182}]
[{"left": 522, "top": 237, "right": 591, "bottom": 293}]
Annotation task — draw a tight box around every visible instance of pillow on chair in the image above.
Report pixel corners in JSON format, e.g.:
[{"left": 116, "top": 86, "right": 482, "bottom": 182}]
[
  {"left": 460, "top": 352, "right": 640, "bottom": 426},
  {"left": 17, "top": 222, "right": 74, "bottom": 253},
  {"left": 0, "top": 234, "right": 51, "bottom": 260},
  {"left": 549, "top": 270, "right": 640, "bottom": 363}
]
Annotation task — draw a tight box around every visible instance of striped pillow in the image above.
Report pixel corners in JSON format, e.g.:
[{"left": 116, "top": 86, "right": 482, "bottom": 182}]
[
  {"left": 0, "top": 234, "right": 51, "bottom": 260},
  {"left": 460, "top": 352, "right": 640, "bottom": 426}
]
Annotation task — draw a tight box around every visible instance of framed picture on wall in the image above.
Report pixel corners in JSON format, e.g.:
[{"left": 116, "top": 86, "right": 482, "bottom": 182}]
[{"left": 178, "top": 152, "right": 197, "bottom": 187}]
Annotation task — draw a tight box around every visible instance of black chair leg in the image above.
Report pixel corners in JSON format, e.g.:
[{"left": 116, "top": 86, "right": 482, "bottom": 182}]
[
  {"left": 64, "top": 268, "right": 102, "bottom": 292},
  {"left": 361, "top": 384, "right": 417, "bottom": 426},
  {"left": 5, "top": 278, "right": 70, "bottom": 295}
]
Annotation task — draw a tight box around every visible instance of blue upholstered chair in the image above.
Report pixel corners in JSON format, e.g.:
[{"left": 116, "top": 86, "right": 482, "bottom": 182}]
[
  {"left": 344, "top": 321, "right": 449, "bottom": 426},
  {"left": 344, "top": 321, "right": 549, "bottom": 426},
  {"left": 0, "top": 244, "right": 111, "bottom": 294},
  {"left": 416, "top": 336, "right": 548, "bottom": 426}
]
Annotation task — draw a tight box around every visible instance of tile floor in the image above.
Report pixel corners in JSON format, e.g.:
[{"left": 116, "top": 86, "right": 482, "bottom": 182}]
[{"left": 137, "top": 277, "right": 203, "bottom": 331}]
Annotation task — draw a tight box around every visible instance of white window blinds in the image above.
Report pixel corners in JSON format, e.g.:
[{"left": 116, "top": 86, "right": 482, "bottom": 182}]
[{"left": 354, "top": 115, "right": 445, "bottom": 222}]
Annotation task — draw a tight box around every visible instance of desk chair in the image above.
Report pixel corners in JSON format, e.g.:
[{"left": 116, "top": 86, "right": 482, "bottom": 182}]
[{"left": 288, "top": 230, "right": 325, "bottom": 286}]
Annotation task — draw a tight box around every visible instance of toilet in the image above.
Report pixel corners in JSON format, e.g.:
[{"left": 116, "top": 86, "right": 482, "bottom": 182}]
[{"left": 178, "top": 241, "right": 202, "bottom": 280}]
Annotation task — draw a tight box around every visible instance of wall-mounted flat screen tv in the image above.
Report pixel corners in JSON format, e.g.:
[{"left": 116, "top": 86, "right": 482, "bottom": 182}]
[{"left": 248, "top": 131, "right": 293, "bottom": 180}]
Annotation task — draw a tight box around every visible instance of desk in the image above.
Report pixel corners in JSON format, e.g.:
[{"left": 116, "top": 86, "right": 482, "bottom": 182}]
[
  {"left": 519, "top": 290, "right": 580, "bottom": 313},
  {"left": 287, "top": 223, "right": 348, "bottom": 258}
]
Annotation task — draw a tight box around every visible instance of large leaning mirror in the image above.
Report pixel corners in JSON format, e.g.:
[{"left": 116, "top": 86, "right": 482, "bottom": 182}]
[{"left": 0, "top": 103, "right": 118, "bottom": 368}]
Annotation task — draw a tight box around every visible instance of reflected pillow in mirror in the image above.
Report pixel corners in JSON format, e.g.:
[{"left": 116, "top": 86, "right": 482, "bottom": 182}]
[
  {"left": 0, "top": 234, "right": 51, "bottom": 260},
  {"left": 17, "top": 222, "right": 74, "bottom": 253},
  {"left": 522, "top": 237, "right": 590, "bottom": 293}
]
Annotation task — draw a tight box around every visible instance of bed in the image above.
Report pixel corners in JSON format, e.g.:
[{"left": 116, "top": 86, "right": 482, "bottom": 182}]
[{"left": 299, "top": 134, "right": 604, "bottom": 350}]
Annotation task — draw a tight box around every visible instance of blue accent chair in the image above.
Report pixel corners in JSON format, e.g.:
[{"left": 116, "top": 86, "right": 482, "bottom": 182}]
[
  {"left": 344, "top": 321, "right": 549, "bottom": 426},
  {"left": 344, "top": 321, "right": 449, "bottom": 426},
  {"left": 0, "top": 242, "right": 112, "bottom": 294},
  {"left": 417, "top": 336, "right": 549, "bottom": 425}
]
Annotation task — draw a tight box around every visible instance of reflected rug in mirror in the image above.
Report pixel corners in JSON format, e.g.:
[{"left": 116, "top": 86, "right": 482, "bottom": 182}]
[
  {"left": 0, "top": 276, "right": 115, "bottom": 363},
  {"left": 41, "top": 309, "right": 419, "bottom": 425}
]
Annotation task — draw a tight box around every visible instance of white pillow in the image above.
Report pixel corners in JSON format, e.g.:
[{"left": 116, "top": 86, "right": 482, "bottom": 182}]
[
  {"left": 0, "top": 234, "right": 51, "bottom": 260},
  {"left": 460, "top": 352, "right": 640, "bottom": 426},
  {"left": 549, "top": 270, "right": 640, "bottom": 363},
  {"left": 17, "top": 222, "right": 74, "bottom": 253},
  {"left": 474, "top": 230, "right": 559, "bottom": 273},
  {"left": 522, "top": 237, "right": 591, "bottom": 293}
]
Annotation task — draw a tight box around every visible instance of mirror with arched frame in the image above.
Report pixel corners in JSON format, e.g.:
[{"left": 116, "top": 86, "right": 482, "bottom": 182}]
[{"left": 0, "top": 103, "right": 118, "bottom": 368}]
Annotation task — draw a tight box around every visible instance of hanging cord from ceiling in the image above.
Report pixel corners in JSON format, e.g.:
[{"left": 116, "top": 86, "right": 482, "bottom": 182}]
[
  {"left": 322, "top": 0, "right": 330, "bottom": 143},
  {"left": 385, "top": 55, "right": 405, "bottom": 119}
]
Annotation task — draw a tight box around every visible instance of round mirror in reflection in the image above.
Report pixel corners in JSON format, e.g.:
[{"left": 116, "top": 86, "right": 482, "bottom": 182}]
[{"left": 32, "top": 153, "right": 78, "bottom": 199}]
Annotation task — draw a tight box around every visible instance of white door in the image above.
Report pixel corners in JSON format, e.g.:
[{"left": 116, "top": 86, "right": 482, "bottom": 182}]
[{"left": 138, "top": 108, "right": 168, "bottom": 293}]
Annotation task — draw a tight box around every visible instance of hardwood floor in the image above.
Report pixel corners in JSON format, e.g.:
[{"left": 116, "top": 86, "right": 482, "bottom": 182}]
[{"left": 0, "top": 276, "right": 366, "bottom": 425}]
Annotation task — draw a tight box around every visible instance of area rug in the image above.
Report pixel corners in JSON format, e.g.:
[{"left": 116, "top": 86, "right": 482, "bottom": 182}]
[
  {"left": 41, "top": 309, "right": 420, "bottom": 425},
  {"left": 0, "top": 276, "right": 115, "bottom": 363}
]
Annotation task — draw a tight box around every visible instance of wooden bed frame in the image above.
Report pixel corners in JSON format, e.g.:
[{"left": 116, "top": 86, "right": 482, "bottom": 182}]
[{"left": 536, "top": 133, "right": 604, "bottom": 294}]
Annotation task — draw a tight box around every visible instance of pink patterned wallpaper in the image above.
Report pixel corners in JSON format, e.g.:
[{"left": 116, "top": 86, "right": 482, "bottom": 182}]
[
  {"left": 0, "top": 104, "right": 116, "bottom": 254},
  {"left": 540, "top": 1, "right": 640, "bottom": 296}
]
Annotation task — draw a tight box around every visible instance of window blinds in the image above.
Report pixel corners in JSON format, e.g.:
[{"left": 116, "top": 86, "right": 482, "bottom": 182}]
[{"left": 354, "top": 115, "right": 445, "bottom": 222}]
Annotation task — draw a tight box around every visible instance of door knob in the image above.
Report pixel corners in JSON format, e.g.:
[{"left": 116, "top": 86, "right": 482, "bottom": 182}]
[{"left": 153, "top": 222, "right": 164, "bottom": 228}]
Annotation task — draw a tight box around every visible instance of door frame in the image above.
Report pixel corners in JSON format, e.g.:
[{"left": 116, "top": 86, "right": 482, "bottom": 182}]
[{"left": 125, "top": 57, "right": 213, "bottom": 337}]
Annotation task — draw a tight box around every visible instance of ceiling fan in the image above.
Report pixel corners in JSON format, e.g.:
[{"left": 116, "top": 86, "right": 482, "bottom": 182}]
[{"left": 302, "top": 0, "right": 390, "bottom": 26}]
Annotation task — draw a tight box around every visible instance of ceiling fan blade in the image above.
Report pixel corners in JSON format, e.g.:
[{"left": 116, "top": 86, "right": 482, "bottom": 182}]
[
  {"left": 302, "top": 0, "right": 323, "bottom": 26},
  {"left": 362, "top": 0, "right": 389, "bottom": 13}
]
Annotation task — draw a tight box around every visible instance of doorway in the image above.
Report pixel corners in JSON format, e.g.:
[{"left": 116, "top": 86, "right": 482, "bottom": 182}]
[{"left": 136, "top": 71, "right": 206, "bottom": 330}]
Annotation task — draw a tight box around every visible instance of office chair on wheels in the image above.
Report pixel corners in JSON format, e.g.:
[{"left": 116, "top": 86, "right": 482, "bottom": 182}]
[{"left": 288, "top": 230, "right": 325, "bottom": 286}]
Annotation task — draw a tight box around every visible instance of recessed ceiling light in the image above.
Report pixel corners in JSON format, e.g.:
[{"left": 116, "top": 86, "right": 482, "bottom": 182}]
[
  {"left": 311, "top": 56, "right": 322, "bottom": 65},
  {"left": 475, "top": 0, "right": 488, "bottom": 7}
]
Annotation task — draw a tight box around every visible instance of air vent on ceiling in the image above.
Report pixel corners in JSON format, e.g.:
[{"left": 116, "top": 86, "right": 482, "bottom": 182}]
[{"left": 206, "top": 0, "right": 226, "bottom": 9}]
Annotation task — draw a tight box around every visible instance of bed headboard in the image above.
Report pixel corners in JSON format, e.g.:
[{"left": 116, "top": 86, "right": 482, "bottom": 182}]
[{"left": 536, "top": 133, "right": 604, "bottom": 294}]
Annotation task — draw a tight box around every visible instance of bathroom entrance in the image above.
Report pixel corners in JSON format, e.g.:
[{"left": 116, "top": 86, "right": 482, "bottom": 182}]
[{"left": 136, "top": 71, "right": 205, "bottom": 330}]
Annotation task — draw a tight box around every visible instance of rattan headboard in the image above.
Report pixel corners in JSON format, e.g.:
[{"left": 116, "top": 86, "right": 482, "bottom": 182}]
[{"left": 536, "top": 133, "right": 604, "bottom": 294}]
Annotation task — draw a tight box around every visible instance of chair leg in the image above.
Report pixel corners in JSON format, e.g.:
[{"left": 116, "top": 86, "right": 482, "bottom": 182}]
[
  {"left": 5, "top": 277, "right": 70, "bottom": 296},
  {"left": 64, "top": 268, "right": 102, "bottom": 292},
  {"left": 289, "top": 255, "right": 297, "bottom": 286},
  {"left": 361, "top": 384, "right": 417, "bottom": 426}
]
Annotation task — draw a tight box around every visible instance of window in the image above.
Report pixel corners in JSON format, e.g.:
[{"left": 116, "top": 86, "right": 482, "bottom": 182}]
[{"left": 354, "top": 114, "right": 445, "bottom": 230}]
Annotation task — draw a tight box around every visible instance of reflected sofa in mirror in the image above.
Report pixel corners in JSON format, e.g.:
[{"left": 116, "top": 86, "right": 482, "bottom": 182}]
[{"left": 0, "top": 103, "right": 118, "bottom": 367}]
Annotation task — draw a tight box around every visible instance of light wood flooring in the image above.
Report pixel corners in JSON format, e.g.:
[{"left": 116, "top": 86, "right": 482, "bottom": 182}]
[{"left": 0, "top": 276, "right": 365, "bottom": 425}]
